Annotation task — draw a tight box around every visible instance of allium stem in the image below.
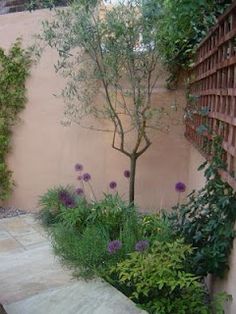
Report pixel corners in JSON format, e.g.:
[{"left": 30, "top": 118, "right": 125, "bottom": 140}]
[
  {"left": 177, "top": 192, "right": 181, "bottom": 206},
  {"left": 81, "top": 179, "right": 86, "bottom": 199},
  {"left": 88, "top": 181, "right": 97, "bottom": 201}
]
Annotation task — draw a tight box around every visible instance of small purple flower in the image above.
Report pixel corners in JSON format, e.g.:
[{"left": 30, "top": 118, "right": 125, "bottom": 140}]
[
  {"left": 124, "top": 170, "right": 131, "bottom": 178},
  {"left": 65, "top": 198, "right": 76, "bottom": 208},
  {"left": 75, "top": 163, "right": 83, "bottom": 171},
  {"left": 107, "top": 240, "right": 122, "bottom": 254},
  {"left": 58, "top": 190, "right": 76, "bottom": 208},
  {"left": 58, "top": 190, "right": 68, "bottom": 201},
  {"left": 109, "top": 181, "right": 117, "bottom": 189},
  {"left": 76, "top": 187, "right": 84, "bottom": 196},
  {"left": 135, "top": 240, "right": 149, "bottom": 252},
  {"left": 175, "top": 182, "right": 186, "bottom": 193},
  {"left": 83, "top": 173, "right": 91, "bottom": 182}
]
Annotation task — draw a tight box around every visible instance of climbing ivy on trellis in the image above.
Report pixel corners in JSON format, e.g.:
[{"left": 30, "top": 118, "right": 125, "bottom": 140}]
[
  {"left": 26, "top": 0, "right": 68, "bottom": 11},
  {"left": 0, "top": 40, "right": 31, "bottom": 200}
]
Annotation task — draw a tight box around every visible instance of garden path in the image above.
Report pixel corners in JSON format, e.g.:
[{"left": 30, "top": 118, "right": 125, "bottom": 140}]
[{"left": 0, "top": 215, "right": 146, "bottom": 314}]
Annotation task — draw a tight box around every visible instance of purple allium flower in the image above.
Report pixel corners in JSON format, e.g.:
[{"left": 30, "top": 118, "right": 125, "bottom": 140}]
[
  {"left": 124, "top": 170, "right": 131, "bottom": 178},
  {"left": 65, "top": 198, "right": 76, "bottom": 208},
  {"left": 107, "top": 240, "right": 122, "bottom": 254},
  {"left": 175, "top": 182, "right": 186, "bottom": 193},
  {"left": 109, "top": 181, "right": 117, "bottom": 189},
  {"left": 58, "top": 190, "right": 68, "bottom": 201},
  {"left": 75, "top": 163, "right": 83, "bottom": 171},
  {"left": 58, "top": 190, "right": 76, "bottom": 208},
  {"left": 83, "top": 173, "right": 91, "bottom": 182},
  {"left": 135, "top": 240, "right": 149, "bottom": 252},
  {"left": 76, "top": 187, "right": 84, "bottom": 196}
]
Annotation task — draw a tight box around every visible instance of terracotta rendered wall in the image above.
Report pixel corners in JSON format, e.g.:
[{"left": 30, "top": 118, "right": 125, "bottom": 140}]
[
  {"left": 0, "top": 9, "right": 190, "bottom": 211},
  {"left": 187, "top": 145, "right": 206, "bottom": 193}
]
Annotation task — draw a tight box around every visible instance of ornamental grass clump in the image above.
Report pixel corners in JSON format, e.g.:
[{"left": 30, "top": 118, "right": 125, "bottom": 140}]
[
  {"left": 52, "top": 224, "right": 110, "bottom": 278},
  {"left": 58, "top": 189, "right": 76, "bottom": 208},
  {"left": 50, "top": 195, "right": 141, "bottom": 278},
  {"left": 38, "top": 185, "right": 82, "bottom": 226}
]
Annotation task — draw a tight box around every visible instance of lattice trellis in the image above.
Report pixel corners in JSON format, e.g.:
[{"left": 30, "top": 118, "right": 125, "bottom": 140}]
[{"left": 186, "top": 1, "right": 236, "bottom": 190}]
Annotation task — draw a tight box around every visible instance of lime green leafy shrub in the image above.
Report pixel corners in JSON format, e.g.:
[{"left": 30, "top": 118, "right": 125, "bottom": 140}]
[
  {"left": 110, "top": 239, "right": 209, "bottom": 314},
  {"left": 141, "top": 213, "right": 174, "bottom": 243},
  {"left": 0, "top": 40, "right": 31, "bottom": 200}
]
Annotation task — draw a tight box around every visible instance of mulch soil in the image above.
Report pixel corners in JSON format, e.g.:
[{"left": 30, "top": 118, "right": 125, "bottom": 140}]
[{"left": 0, "top": 207, "right": 27, "bottom": 219}]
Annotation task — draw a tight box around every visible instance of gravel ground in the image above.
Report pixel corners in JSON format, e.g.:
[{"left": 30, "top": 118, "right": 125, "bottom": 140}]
[{"left": 0, "top": 207, "right": 27, "bottom": 219}]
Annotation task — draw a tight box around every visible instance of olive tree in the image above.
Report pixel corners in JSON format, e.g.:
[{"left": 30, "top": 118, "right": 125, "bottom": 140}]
[{"left": 40, "top": 0, "right": 170, "bottom": 203}]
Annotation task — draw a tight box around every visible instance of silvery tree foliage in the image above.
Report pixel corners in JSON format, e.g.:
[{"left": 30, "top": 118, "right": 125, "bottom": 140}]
[{"left": 41, "top": 0, "right": 171, "bottom": 202}]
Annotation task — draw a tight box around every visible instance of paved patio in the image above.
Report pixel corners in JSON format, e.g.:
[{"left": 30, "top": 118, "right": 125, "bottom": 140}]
[{"left": 0, "top": 215, "right": 145, "bottom": 314}]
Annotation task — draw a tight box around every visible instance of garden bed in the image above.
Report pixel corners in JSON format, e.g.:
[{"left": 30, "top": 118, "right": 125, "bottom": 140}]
[{"left": 38, "top": 183, "right": 232, "bottom": 314}]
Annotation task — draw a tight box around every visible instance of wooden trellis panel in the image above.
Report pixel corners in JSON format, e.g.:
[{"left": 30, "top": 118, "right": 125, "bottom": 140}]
[
  {"left": 0, "top": 0, "right": 27, "bottom": 14},
  {"left": 186, "top": 1, "right": 236, "bottom": 190},
  {"left": 0, "top": 0, "right": 68, "bottom": 15}
]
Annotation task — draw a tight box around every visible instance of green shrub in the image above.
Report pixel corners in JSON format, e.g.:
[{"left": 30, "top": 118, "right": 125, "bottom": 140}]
[
  {"left": 143, "top": 0, "right": 231, "bottom": 86},
  {"left": 86, "top": 193, "right": 138, "bottom": 239},
  {"left": 141, "top": 213, "right": 174, "bottom": 243},
  {"left": 109, "top": 239, "right": 209, "bottom": 314},
  {"left": 168, "top": 137, "right": 236, "bottom": 278},
  {"left": 211, "top": 292, "right": 232, "bottom": 314},
  {"left": 58, "top": 199, "right": 90, "bottom": 230}
]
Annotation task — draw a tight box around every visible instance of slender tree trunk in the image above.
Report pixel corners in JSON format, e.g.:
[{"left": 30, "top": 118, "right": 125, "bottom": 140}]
[{"left": 129, "top": 155, "right": 137, "bottom": 204}]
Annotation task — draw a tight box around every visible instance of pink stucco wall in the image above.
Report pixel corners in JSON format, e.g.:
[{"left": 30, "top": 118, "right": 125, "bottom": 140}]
[{"left": 0, "top": 9, "right": 190, "bottom": 211}]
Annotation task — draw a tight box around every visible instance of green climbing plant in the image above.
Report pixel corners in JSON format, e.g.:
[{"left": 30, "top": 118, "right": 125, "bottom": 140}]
[
  {"left": 0, "top": 40, "right": 31, "bottom": 200},
  {"left": 169, "top": 136, "right": 236, "bottom": 278},
  {"left": 26, "top": 0, "right": 68, "bottom": 11},
  {"left": 142, "top": 0, "right": 231, "bottom": 88}
]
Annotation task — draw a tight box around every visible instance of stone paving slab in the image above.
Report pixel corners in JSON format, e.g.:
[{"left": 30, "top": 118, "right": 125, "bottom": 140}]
[
  {"left": 0, "top": 215, "right": 146, "bottom": 314},
  {"left": 0, "top": 243, "right": 74, "bottom": 304},
  {"left": 4, "top": 281, "right": 145, "bottom": 314}
]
